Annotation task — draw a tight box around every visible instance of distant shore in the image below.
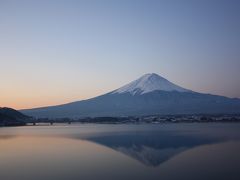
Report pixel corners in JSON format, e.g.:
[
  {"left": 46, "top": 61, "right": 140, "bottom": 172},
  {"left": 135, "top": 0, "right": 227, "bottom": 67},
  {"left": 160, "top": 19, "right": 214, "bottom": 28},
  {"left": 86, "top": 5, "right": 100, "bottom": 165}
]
[
  {"left": 23, "top": 114, "right": 240, "bottom": 125},
  {"left": 2, "top": 114, "right": 240, "bottom": 127}
]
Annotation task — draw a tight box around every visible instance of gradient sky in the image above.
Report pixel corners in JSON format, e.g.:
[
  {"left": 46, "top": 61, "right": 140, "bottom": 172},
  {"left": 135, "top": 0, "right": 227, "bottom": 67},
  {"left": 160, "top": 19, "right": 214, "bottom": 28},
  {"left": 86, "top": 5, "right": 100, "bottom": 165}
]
[{"left": 0, "top": 0, "right": 240, "bottom": 109}]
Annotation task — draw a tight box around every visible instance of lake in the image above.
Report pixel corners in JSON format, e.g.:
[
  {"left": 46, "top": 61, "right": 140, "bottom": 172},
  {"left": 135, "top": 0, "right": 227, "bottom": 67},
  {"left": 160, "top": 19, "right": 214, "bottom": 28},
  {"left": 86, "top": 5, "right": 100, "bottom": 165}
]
[{"left": 0, "top": 123, "right": 240, "bottom": 180}]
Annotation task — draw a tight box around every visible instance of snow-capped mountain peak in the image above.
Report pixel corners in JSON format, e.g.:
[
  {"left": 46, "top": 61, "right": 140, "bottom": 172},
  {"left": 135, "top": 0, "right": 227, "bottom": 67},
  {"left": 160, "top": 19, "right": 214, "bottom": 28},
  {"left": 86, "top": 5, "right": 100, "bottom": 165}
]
[{"left": 112, "top": 73, "right": 190, "bottom": 95}]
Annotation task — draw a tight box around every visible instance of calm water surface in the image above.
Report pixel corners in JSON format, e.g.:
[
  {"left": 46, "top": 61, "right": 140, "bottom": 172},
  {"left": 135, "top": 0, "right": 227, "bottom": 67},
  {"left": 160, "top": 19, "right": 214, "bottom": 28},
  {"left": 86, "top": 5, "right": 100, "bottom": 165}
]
[{"left": 0, "top": 123, "right": 240, "bottom": 180}]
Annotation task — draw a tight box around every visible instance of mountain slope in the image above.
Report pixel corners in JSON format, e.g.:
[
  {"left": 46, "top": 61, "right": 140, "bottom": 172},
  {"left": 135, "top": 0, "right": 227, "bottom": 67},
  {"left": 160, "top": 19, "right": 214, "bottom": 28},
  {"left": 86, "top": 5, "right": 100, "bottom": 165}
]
[
  {"left": 0, "top": 107, "right": 29, "bottom": 126},
  {"left": 21, "top": 73, "right": 240, "bottom": 118}
]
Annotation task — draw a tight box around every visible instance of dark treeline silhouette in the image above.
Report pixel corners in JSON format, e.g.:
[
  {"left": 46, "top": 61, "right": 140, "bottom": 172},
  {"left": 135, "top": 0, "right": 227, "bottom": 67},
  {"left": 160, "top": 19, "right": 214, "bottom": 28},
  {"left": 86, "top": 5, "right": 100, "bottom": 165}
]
[{"left": 0, "top": 107, "right": 29, "bottom": 126}]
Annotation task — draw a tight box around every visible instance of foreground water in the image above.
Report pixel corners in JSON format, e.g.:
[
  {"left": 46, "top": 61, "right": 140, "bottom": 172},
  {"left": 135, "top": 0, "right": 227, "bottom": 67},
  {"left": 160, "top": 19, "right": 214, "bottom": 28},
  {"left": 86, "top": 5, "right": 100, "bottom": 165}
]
[{"left": 0, "top": 123, "right": 240, "bottom": 180}]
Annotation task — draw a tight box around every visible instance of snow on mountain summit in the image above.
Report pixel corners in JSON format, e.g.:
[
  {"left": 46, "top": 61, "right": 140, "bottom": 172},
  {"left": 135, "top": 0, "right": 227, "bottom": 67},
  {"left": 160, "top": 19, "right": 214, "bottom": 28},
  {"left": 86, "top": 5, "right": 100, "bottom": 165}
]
[{"left": 112, "top": 73, "right": 190, "bottom": 95}]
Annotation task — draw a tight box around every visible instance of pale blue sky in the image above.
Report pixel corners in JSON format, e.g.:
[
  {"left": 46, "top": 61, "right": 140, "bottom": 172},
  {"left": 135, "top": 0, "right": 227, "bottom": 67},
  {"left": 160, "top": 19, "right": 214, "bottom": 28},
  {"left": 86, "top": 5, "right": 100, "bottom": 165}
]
[{"left": 0, "top": 0, "right": 240, "bottom": 109}]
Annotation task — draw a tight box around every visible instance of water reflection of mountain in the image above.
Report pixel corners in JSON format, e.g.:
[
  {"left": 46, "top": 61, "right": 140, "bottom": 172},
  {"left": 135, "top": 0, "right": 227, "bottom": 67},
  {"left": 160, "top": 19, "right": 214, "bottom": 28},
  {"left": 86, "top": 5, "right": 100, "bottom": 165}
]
[{"left": 84, "top": 131, "right": 224, "bottom": 167}]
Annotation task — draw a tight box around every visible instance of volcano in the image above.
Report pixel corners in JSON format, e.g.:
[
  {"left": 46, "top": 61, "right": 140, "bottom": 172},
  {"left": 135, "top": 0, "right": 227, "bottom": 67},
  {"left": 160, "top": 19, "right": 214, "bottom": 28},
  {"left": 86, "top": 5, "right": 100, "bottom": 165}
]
[{"left": 21, "top": 73, "right": 240, "bottom": 118}]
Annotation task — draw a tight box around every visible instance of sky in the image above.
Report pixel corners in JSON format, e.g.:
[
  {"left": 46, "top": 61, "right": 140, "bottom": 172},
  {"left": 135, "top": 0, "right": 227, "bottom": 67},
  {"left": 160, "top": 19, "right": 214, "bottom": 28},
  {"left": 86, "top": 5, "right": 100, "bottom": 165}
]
[{"left": 0, "top": 0, "right": 240, "bottom": 109}]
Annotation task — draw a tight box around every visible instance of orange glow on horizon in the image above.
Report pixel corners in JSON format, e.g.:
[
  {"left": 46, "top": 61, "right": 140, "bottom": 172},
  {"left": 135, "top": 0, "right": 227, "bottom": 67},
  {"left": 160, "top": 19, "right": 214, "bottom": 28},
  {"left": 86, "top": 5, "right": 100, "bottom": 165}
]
[{"left": 0, "top": 92, "right": 104, "bottom": 110}]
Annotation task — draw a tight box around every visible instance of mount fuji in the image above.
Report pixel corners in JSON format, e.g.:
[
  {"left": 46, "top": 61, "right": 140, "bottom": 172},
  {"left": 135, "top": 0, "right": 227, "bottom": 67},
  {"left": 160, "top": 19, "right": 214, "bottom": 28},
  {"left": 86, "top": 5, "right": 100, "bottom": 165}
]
[{"left": 21, "top": 73, "right": 240, "bottom": 118}]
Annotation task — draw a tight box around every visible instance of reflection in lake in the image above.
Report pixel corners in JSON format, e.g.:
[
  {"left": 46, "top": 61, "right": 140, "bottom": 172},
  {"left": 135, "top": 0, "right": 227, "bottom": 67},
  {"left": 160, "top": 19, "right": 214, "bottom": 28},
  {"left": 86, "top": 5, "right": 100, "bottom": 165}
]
[
  {"left": 84, "top": 131, "right": 223, "bottom": 166},
  {"left": 0, "top": 124, "right": 240, "bottom": 180}
]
